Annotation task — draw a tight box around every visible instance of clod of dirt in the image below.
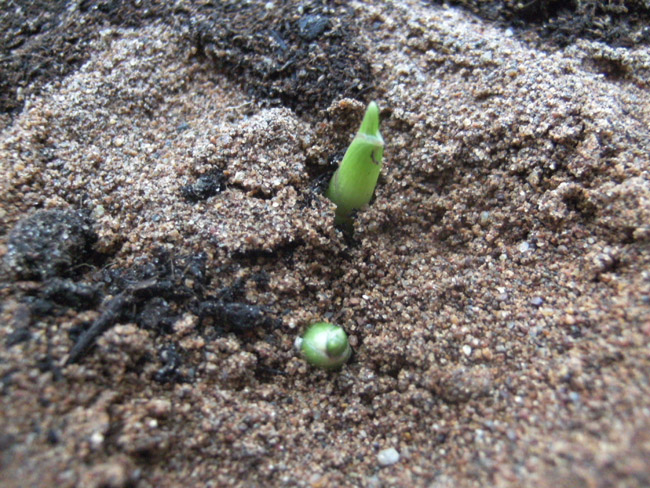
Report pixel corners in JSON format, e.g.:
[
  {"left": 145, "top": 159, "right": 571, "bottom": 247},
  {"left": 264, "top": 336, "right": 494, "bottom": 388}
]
[
  {"left": 137, "top": 297, "right": 177, "bottom": 333},
  {"left": 181, "top": 170, "right": 226, "bottom": 203},
  {"left": 153, "top": 343, "right": 186, "bottom": 384},
  {"left": 41, "top": 278, "right": 102, "bottom": 310},
  {"left": 4, "top": 209, "right": 97, "bottom": 280}
]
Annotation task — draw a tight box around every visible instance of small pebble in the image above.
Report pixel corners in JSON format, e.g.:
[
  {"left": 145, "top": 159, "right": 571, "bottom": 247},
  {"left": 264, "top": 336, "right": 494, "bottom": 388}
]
[
  {"left": 462, "top": 344, "right": 472, "bottom": 356},
  {"left": 530, "top": 297, "right": 544, "bottom": 307},
  {"left": 377, "top": 447, "right": 400, "bottom": 466},
  {"left": 92, "top": 205, "right": 105, "bottom": 218},
  {"left": 297, "top": 14, "right": 329, "bottom": 41}
]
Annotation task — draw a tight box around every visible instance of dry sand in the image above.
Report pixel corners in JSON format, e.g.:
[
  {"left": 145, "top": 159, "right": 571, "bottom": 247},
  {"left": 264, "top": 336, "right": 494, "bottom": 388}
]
[{"left": 1, "top": 1, "right": 649, "bottom": 487}]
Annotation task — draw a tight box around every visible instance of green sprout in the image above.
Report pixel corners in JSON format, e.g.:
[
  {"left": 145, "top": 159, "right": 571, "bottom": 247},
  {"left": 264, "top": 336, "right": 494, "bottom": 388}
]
[
  {"left": 300, "top": 322, "right": 352, "bottom": 370},
  {"left": 326, "top": 101, "right": 384, "bottom": 225}
]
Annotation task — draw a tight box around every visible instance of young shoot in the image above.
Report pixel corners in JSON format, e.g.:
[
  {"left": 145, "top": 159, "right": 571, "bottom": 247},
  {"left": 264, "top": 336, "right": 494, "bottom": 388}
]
[{"left": 326, "top": 101, "right": 384, "bottom": 226}]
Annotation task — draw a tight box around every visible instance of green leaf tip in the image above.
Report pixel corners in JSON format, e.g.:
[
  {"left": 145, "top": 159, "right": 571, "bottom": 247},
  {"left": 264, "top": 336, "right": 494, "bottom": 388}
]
[
  {"left": 359, "top": 101, "right": 381, "bottom": 136},
  {"left": 326, "top": 101, "right": 384, "bottom": 224},
  {"left": 301, "top": 322, "right": 352, "bottom": 370}
]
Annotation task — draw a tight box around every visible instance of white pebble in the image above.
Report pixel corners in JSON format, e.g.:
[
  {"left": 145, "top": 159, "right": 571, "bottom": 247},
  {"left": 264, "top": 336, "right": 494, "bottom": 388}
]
[
  {"left": 89, "top": 431, "right": 104, "bottom": 449},
  {"left": 92, "top": 205, "right": 105, "bottom": 218},
  {"left": 462, "top": 345, "right": 472, "bottom": 356},
  {"left": 518, "top": 241, "right": 530, "bottom": 252},
  {"left": 377, "top": 447, "right": 400, "bottom": 466}
]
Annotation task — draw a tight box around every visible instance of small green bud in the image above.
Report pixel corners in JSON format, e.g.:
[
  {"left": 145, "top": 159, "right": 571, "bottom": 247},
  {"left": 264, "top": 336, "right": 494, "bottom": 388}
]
[
  {"left": 300, "top": 322, "right": 352, "bottom": 370},
  {"left": 326, "top": 101, "right": 384, "bottom": 225}
]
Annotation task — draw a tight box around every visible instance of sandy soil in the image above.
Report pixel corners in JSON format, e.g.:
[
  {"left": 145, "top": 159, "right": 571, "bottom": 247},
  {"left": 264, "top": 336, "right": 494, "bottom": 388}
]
[{"left": 1, "top": 1, "right": 650, "bottom": 487}]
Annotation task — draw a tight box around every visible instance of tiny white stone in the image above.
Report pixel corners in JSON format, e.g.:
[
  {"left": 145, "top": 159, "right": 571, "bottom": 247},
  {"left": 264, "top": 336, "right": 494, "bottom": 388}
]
[
  {"left": 480, "top": 52, "right": 493, "bottom": 63},
  {"left": 92, "top": 205, "right": 105, "bottom": 218},
  {"left": 294, "top": 336, "right": 303, "bottom": 351},
  {"left": 462, "top": 345, "right": 472, "bottom": 356},
  {"left": 518, "top": 241, "right": 530, "bottom": 253},
  {"left": 377, "top": 447, "right": 400, "bottom": 466},
  {"left": 89, "top": 431, "right": 104, "bottom": 448}
]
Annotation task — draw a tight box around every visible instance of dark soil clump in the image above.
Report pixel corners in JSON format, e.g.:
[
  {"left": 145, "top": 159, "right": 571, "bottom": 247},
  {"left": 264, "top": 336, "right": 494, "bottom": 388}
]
[
  {"left": 181, "top": 169, "right": 226, "bottom": 203},
  {"left": 4, "top": 209, "right": 97, "bottom": 280},
  {"left": 435, "top": 0, "right": 650, "bottom": 47},
  {"left": 190, "top": 0, "right": 375, "bottom": 114},
  {"left": 0, "top": 0, "right": 175, "bottom": 116}
]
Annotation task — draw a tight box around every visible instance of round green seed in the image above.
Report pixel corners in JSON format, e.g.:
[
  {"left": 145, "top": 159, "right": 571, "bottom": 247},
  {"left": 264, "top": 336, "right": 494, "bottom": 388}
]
[{"left": 301, "top": 322, "right": 352, "bottom": 370}]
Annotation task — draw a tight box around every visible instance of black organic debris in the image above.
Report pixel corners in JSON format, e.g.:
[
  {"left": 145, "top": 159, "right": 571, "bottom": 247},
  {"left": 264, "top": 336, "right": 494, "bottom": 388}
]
[{"left": 181, "top": 170, "right": 226, "bottom": 203}]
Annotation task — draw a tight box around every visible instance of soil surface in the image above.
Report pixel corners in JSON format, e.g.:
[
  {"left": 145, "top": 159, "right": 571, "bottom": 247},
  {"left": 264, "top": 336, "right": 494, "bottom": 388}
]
[{"left": 1, "top": 1, "right": 650, "bottom": 487}]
